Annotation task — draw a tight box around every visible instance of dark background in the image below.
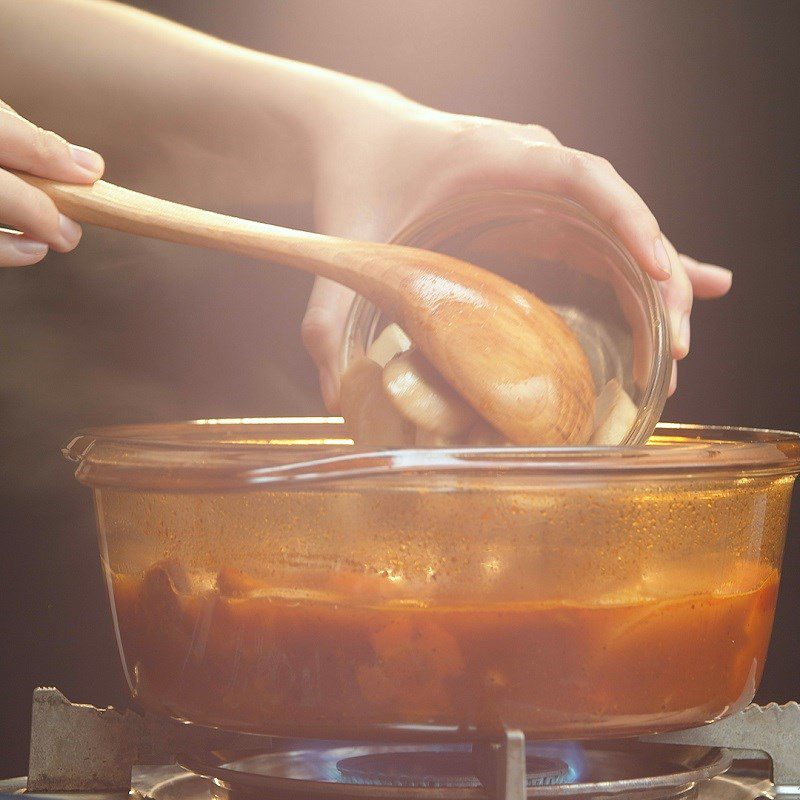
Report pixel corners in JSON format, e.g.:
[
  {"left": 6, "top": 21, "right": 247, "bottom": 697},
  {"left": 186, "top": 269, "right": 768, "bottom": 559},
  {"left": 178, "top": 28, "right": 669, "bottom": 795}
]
[{"left": 1, "top": 0, "right": 798, "bottom": 776}]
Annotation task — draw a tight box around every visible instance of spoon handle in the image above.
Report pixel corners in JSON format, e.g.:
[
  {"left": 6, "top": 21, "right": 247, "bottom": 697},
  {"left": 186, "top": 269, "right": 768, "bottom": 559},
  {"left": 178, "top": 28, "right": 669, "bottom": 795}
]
[{"left": 13, "top": 172, "right": 380, "bottom": 288}]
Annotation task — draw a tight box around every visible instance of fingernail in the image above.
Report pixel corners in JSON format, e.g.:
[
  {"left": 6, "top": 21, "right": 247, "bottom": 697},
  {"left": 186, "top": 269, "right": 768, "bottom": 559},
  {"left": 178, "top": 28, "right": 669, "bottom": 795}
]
[
  {"left": 69, "top": 144, "right": 104, "bottom": 175},
  {"left": 13, "top": 238, "right": 48, "bottom": 256},
  {"left": 59, "top": 213, "right": 82, "bottom": 244},
  {"left": 654, "top": 237, "right": 672, "bottom": 278}
]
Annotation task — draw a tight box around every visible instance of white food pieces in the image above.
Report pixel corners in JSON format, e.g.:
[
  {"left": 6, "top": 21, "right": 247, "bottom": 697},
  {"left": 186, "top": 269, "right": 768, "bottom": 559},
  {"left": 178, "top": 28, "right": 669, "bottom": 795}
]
[
  {"left": 345, "top": 327, "right": 637, "bottom": 448},
  {"left": 382, "top": 349, "right": 479, "bottom": 437},
  {"left": 366, "top": 323, "right": 412, "bottom": 367}
]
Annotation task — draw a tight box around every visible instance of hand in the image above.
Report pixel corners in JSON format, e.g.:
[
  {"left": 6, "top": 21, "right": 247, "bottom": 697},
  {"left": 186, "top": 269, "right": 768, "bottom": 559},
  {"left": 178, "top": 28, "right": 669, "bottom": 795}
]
[
  {"left": 0, "top": 100, "right": 104, "bottom": 266},
  {"left": 303, "top": 97, "right": 732, "bottom": 408}
]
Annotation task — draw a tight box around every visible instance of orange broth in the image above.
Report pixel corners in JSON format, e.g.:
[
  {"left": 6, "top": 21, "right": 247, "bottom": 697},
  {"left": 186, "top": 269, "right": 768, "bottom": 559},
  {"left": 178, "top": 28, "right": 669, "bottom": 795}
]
[{"left": 111, "top": 560, "right": 779, "bottom": 738}]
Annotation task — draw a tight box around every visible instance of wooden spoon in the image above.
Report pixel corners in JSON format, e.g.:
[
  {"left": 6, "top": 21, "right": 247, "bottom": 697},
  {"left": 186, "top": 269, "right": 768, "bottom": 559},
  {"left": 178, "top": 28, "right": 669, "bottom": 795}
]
[{"left": 17, "top": 172, "right": 595, "bottom": 444}]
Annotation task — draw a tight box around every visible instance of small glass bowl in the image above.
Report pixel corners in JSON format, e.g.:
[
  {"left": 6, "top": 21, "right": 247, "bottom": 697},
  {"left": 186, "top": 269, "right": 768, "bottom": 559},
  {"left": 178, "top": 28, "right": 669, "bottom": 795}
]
[{"left": 342, "top": 190, "right": 671, "bottom": 445}]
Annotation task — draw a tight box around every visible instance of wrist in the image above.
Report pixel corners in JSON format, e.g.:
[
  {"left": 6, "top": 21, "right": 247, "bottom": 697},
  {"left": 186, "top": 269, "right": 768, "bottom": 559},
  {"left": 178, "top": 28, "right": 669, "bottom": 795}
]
[
  {"left": 308, "top": 71, "right": 418, "bottom": 171},
  {"left": 310, "top": 76, "right": 446, "bottom": 236},
  {"left": 203, "top": 48, "right": 415, "bottom": 211}
]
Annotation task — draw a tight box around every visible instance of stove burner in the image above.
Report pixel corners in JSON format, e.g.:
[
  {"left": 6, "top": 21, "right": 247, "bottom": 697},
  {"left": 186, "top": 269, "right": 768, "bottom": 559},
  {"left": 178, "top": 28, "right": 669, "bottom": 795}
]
[
  {"left": 180, "top": 741, "right": 733, "bottom": 800},
  {"left": 336, "top": 751, "right": 570, "bottom": 788}
]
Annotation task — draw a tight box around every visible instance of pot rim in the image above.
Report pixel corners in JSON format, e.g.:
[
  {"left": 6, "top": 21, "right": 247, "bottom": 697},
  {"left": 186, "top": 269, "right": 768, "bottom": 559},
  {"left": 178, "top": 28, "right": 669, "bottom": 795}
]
[{"left": 63, "top": 419, "right": 800, "bottom": 491}]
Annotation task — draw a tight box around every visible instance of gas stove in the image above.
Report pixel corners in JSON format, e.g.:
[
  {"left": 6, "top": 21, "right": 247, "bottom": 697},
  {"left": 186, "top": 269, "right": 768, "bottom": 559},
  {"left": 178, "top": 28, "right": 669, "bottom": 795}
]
[{"left": 1, "top": 689, "right": 797, "bottom": 800}]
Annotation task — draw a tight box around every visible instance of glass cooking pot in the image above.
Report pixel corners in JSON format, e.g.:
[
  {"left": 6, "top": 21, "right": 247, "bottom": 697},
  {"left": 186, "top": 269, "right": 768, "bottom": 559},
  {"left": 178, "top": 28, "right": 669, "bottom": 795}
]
[
  {"left": 64, "top": 419, "right": 800, "bottom": 740},
  {"left": 342, "top": 190, "right": 672, "bottom": 445}
]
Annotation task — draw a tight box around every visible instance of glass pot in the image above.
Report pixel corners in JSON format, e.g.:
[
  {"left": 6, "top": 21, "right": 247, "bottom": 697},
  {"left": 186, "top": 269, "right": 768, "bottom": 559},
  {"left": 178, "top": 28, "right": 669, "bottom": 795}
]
[
  {"left": 342, "top": 191, "right": 672, "bottom": 445},
  {"left": 64, "top": 419, "right": 800, "bottom": 740}
]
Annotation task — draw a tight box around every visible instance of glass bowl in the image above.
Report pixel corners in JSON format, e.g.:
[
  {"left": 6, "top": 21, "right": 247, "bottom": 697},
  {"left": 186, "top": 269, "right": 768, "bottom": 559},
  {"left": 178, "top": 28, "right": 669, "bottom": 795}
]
[
  {"left": 342, "top": 190, "right": 672, "bottom": 445},
  {"left": 64, "top": 419, "right": 800, "bottom": 740}
]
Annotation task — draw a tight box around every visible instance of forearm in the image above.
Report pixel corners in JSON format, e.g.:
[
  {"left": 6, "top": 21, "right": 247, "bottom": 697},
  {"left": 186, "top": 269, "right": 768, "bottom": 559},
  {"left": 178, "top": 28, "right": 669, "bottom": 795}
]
[{"left": 0, "top": 0, "right": 403, "bottom": 211}]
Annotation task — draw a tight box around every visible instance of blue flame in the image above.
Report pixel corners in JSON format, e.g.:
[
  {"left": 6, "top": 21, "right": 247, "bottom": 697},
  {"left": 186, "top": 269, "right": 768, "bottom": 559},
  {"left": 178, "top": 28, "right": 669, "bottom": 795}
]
[{"left": 528, "top": 741, "right": 587, "bottom": 784}]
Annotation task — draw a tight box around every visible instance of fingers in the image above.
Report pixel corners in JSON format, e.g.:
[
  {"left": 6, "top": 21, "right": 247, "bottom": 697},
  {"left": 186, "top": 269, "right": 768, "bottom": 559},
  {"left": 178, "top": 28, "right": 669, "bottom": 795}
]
[
  {"left": 661, "top": 253, "right": 731, "bottom": 395},
  {"left": 0, "top": 168, "right": 82, "bottom": 251},
  {"left": 455, "top": 135, "right": 694, "bottom": 360},
  {"left": 447, "top": 140, "right": 674, "bottom": 284},
  {"left": 0, "top": 106, "right": 104, "bottom": 183},
  {"left": 0, "top": 102, "right": 104, "bottom": 265},
  {"left": 450, "top": 131, "right": 735, "bottom": 315},
  {"left": 658, "top": 236, "right": 693, "bottom": 360},
  {"left": 681, "top": 254, "right": 733, "bottom": 299},
  {"left": 301, "top": 277, "right": 356, "bottom": 412},
  {"left": 498, "top": 145, "right": 701, "bottom": 362},
  {"left": 553, "top": 148, "right": 673, "bottom": 283},
  {"left": 0, "top": 230, "right": 49, "bottom": 267}
]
